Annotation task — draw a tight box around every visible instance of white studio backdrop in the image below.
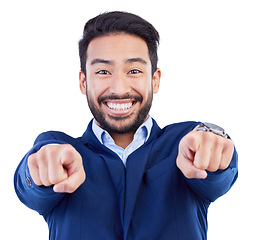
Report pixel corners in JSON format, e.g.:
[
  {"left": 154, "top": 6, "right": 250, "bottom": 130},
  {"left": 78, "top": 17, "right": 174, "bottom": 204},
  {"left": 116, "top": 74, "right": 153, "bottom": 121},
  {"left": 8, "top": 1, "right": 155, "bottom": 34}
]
[{"left": 1, "top": 0, "right": 255, "bottom": 239}]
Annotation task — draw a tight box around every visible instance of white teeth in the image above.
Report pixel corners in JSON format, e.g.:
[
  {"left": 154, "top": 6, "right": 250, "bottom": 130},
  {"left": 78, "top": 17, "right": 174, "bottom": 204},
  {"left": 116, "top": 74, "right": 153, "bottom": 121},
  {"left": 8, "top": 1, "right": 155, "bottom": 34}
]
[{"left": 107, "top": 102, "right": 133, "bottom": 111}]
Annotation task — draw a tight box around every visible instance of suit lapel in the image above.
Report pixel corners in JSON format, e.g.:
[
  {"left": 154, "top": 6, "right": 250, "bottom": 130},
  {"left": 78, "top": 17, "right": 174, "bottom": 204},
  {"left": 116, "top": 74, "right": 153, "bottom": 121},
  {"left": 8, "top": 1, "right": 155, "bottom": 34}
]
[
  {"left": 123, "top": 120, "right": 162, "bottom": 238},
  {"left": 81, "top": 119, "right": 162, "bottom": 237},
  {"left": 99, "top": 153, "right": 126, "bottom": 228},
  {"left": 123, "top": 143, "right": 153, "bottom": 237},
  {"left": 81, "top": 120, "right": 126, "bottom": 227}
]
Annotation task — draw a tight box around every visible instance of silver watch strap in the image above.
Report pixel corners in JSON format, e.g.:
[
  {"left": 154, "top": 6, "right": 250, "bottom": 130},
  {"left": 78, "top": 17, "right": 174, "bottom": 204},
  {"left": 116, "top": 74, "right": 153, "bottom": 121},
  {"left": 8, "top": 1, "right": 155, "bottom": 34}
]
[{"left": 197, "top": 122, "right": 226, "bottom": 138}]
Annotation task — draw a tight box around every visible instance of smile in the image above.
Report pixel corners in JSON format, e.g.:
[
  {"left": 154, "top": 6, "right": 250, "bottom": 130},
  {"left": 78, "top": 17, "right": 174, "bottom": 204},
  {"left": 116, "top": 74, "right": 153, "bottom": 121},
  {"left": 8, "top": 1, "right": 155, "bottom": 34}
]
[
  {"left": 106, "top": 102, "right": 133, "bottom": 111},
  {"left": 102, "top": 99, "right": 137, "bottom": 116}
]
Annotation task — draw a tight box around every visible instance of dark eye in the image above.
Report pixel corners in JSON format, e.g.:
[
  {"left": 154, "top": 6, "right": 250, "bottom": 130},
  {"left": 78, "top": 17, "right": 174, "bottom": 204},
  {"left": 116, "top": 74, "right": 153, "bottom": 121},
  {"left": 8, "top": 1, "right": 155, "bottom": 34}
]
[
  {"left": 96, "top": 70, "right": 110, "bottom": 75},
  {"left": 129, "top": 69, "right": 142, "bottom": 74}
]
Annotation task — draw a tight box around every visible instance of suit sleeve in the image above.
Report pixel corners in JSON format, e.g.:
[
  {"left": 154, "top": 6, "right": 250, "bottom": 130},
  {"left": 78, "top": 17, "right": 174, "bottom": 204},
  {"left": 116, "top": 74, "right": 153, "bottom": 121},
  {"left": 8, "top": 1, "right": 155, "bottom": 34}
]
[
  {"left": 184, "top": 146, "right": 238, "bottom": 203},
  {"left": 14, "top": 132, "right": 67, "bottom": 215}
]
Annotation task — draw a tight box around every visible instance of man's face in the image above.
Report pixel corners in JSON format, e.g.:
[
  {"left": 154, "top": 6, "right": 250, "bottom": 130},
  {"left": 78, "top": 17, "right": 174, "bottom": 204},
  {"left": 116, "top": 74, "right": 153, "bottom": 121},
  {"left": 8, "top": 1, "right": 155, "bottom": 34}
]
[{"left": 79, "top": 34, "right": 160, "bottom": 134}]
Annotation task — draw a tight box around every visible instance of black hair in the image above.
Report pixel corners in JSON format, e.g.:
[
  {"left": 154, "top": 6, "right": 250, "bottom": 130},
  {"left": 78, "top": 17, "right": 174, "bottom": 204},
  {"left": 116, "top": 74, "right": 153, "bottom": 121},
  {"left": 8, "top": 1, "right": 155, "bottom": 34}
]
[{"left": 78, "top": 11, "right": 160, "bottom": 76}]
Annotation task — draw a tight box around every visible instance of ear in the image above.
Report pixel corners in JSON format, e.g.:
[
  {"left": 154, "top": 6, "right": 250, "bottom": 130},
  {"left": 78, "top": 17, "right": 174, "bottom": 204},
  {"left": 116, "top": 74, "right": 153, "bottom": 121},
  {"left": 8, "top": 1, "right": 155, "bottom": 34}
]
[
  {"left": 79, "top": 71, "right": 87, "bottom": 95},
  {"left": 152, "top": 68, "right": 161, "bottom": 94}
]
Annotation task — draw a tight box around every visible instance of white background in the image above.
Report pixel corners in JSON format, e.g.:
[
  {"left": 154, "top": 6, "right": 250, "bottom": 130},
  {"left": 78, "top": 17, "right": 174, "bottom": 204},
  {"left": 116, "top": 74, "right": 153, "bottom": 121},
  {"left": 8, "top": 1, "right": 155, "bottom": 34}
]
[{"left": 1, "top": 0, "right": 255, "bottom": 239}]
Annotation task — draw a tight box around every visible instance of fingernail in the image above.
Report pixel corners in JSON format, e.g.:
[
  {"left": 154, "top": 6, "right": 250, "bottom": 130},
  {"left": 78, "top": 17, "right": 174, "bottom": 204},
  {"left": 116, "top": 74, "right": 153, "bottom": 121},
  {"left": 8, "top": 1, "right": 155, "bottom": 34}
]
[
  {"left": 54, "top": 184, "right": 64, "bottom": 193},
  {"left": 196, "top": 171, "right": 207, "bottom": 179}
]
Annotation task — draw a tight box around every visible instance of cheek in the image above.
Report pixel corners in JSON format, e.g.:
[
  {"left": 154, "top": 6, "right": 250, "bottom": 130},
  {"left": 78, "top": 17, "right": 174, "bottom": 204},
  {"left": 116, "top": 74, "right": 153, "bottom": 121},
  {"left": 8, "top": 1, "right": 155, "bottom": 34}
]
[
  {"left": 133, "top": 79, "right": 152, "bottom": 101},
  {"left": 86, "top": 80, "right": 109, "bottom": 105},
  {"left": 85, "top": 69, "right": 101, "bottom": 99}
]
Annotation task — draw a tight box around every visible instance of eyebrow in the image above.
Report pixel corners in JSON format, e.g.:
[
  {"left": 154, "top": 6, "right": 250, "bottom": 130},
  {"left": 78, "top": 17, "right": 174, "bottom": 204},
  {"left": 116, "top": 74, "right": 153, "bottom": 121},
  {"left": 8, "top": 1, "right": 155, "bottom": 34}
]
[
  {"left": 90, "top": 58, "right": 114, "bottom": 65},
  {"left": 90, "top": 57, "right": 147, "bottom": 66},
  {"left": 125, "top": 58, "right": 147, "bottom": 65}
]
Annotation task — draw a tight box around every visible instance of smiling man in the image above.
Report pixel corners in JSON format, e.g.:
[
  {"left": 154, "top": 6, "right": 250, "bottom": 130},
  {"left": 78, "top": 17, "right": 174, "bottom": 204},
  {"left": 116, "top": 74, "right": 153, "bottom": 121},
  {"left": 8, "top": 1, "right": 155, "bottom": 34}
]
[
  {"left": 81, "top": 33, "right": 160, "bottom": 150},
  {"left": 14, "top": 11, "right": 238, "bottom": 240}
]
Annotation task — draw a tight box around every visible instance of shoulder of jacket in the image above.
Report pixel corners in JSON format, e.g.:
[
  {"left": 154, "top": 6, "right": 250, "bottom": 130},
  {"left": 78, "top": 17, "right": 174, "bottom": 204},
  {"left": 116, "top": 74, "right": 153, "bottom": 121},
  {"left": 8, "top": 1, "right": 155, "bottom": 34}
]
[
  {"left": 34, "top": 131, "right": 75, "bottom": 144},
  {"left": 162, "top": 121, "right": 200, "bottom": 135}
]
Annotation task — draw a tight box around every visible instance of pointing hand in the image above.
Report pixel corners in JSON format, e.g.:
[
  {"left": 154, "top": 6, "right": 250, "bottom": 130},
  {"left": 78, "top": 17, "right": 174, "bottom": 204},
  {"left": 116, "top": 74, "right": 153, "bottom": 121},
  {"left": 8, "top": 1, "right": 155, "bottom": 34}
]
[
  {"left": 176, "top": 130, "right": 234, "bottom": 179},
  {"left": 28, "top": 144, "right": 86, "bottom": 193}
]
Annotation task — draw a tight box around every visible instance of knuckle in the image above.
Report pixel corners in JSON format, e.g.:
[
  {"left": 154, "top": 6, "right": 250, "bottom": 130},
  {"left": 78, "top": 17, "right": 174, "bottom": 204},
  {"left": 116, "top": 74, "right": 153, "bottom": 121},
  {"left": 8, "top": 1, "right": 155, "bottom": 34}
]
[
  {"left": 183, "top": 171, "right": 191, "bottom": 179},
  {"left": 28, "top": 153, "right": 37, "bottom": 167},
  {"left": 48, "top": 174, "right": 59, "bottom": 185},
  {"left": 194, "top": 158, "right": 208, "bottom": 170},
  {"left": 46, "top": 146, "right": 58, "bottom": 159},
  {"left": 33, "top": 179, "right": 42, "bottom": 186},
  {"left": 49, "top": 168, "right": 68, "bottom": 185},
  {"left": 182, "top": 167, "right": 194, "bottom": 179},
  {"left": 62, "top": 144, "right": 76, "bottom": 158},
  {"left": 40, "top": 176, "right": 51, "bottom": 187},
  {"left": 202, "top": 132, "right": 214, "bottom": 142},
  {"left": 207, "top": 163, "right": 219, "bottom": 172},
  {"left": 214, "top": 136, "right": 223, "bottom": 147},
  {"left": 37, "top": 148, "right": 48, "bottom": 162},
  {"left": 219, "top": 162, "right": 229, "bottom": 170},
  {"left": 225, "top": 139, "right": 234, "bottom": 151},
  {"left": 182, "top": 133, "right": 197, "bottom": 146},
  {"left": 43, "top": 182, "right": 52, "bottom": 187}
]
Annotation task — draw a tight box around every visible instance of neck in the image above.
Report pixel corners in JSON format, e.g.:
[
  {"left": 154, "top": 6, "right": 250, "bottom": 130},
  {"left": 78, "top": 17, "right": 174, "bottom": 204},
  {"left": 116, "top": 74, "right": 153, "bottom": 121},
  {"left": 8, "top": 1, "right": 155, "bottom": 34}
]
[
  {"left": 110, "top": 131, "right": 135, "bottom": 149},
  {"left": 109, "top": 115, "right": 150, "bottom": 149},
  {"left": 94, "top": 115, "right": 150, "bottom": 149}
]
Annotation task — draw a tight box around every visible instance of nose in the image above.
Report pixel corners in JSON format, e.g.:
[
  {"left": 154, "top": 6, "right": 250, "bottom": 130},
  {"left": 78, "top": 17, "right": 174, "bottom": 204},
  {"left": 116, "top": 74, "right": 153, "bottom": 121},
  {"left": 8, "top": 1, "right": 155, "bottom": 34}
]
[{"left": 109, "top": 73, "right": 131, "bottom": 96}]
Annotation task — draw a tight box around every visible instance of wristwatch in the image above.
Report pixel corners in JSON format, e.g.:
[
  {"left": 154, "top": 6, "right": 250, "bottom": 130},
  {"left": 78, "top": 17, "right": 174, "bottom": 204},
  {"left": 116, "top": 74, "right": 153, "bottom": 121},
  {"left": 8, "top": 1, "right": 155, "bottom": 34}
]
[{"left": 196, "top": 122, "right": 226, "bottom": 138}]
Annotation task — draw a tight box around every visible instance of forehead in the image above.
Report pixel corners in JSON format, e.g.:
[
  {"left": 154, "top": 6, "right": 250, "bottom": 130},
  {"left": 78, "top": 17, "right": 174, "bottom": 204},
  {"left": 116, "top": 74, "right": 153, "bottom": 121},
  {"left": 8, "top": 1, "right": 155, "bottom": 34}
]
[{"left": 86, "top": 34, "right": 150, "bottom": 64}]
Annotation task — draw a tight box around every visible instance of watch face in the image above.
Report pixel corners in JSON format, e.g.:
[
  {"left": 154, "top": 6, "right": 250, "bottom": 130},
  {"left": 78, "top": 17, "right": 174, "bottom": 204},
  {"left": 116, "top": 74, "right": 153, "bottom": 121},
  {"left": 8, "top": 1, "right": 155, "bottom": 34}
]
[
  {"left": 204, "top": 122, "right": 225, "bottom": 132},
  {"left": 203, "top": 122, "right": 226, "bottom": 137}
]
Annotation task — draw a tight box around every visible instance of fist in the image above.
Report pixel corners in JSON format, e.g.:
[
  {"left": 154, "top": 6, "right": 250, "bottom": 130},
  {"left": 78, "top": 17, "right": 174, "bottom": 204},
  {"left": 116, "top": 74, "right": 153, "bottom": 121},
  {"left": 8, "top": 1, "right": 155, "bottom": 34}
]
[
  {"left": 176, "top": 130, "right": 234, "bottom": 179},
  {"left": 28, "top": 144, "right": 86, "bottom": 193}
]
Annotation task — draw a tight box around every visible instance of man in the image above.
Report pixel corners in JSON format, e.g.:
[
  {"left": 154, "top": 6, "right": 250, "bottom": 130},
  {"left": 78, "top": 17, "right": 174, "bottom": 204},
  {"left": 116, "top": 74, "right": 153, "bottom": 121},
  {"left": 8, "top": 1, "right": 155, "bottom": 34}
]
[{"left": 14, "top": 11, "right": 238, "bottom": 240}]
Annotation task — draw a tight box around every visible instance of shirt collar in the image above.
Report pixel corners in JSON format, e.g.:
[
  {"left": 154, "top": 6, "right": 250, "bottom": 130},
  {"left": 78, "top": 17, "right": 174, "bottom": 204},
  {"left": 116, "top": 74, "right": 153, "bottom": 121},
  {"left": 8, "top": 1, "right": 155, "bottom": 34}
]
[{"left": 92, "top": 116, "right": 153, "bottom": 145}]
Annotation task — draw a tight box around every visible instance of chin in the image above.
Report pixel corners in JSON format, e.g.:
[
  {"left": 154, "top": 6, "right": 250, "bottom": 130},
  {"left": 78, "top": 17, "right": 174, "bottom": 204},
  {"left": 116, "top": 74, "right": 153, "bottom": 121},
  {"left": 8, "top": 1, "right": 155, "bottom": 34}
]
[{"left": 99, "top": 114, "right": 141, "bottom": 134}]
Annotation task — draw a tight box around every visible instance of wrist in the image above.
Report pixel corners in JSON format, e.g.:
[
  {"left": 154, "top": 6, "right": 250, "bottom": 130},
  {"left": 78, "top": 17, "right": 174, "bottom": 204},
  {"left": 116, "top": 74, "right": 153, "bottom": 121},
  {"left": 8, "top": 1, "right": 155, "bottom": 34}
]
[{"left": 196, "top": 122, "right": 227, "bottom": 138}]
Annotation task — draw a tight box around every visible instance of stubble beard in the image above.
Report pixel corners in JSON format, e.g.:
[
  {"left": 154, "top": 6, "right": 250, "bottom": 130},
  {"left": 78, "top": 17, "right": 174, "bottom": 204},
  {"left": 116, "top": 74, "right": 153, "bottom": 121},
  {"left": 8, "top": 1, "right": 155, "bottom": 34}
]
[{"left": 86, "top": 90, "right": 153, "bottom": 134}]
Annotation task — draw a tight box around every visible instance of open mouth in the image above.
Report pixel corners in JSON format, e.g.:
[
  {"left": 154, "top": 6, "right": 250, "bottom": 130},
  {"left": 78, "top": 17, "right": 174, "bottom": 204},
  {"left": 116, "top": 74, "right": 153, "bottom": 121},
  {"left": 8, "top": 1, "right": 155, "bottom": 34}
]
[
  {"left": 106, "top": 101, "right": 134, "bottom": 111},
  {"left": 103, "top": 99, "right": 137, "bottom": 115}
]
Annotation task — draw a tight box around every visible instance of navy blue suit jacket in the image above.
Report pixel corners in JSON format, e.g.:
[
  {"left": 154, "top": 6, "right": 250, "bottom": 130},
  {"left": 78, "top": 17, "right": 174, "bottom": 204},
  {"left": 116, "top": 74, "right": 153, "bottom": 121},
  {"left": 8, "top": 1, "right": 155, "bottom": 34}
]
[{"left": 14, "top": 119, "right": 238, "bottom": 240}]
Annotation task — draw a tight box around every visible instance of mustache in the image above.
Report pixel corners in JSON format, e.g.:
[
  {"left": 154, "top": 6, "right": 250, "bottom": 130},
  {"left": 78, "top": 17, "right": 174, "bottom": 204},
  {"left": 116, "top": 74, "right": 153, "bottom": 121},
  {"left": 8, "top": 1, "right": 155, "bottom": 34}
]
[{"left": 98, "top": 93, "right": 143, "bottom": 104}]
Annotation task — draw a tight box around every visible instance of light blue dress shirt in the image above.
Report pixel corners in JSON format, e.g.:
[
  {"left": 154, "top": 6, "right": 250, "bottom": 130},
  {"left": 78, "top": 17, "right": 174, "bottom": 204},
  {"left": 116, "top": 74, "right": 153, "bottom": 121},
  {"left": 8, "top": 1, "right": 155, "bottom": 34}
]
[{"left": 92, "top": 117, "right": 153, "bottom": 166}]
